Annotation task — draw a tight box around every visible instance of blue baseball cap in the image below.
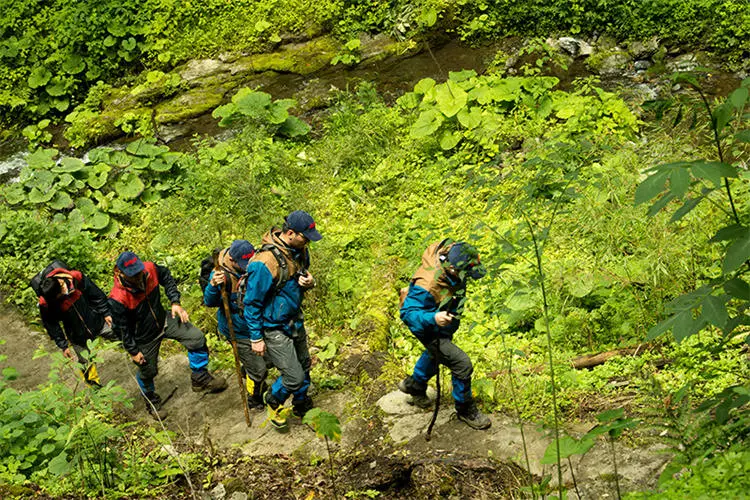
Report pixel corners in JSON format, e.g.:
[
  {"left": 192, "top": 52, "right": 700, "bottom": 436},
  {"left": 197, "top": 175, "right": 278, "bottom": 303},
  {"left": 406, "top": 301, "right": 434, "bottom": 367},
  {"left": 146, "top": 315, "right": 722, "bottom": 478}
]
[
  {"left": 228, "top": 239, "right": 256, "bottom": 271},
  {"left": 116, "top": 251, "right": 145, "bottom": 277},
  {"left": 447, "top": 242, "right": 486, "bottom": 280},
  {"left": 285, "top": 210, "right": 322, "bottom": 242}
]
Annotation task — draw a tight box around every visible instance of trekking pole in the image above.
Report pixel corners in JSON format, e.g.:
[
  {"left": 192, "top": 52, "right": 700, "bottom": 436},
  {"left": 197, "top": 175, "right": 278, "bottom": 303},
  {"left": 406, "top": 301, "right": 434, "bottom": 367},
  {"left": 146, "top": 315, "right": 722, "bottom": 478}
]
[
  {"left": 425, "top": 341, "right": 441, "bottom": 441},
  {"left": 215, "top": 257, "right": 251, "bottom": 427}
]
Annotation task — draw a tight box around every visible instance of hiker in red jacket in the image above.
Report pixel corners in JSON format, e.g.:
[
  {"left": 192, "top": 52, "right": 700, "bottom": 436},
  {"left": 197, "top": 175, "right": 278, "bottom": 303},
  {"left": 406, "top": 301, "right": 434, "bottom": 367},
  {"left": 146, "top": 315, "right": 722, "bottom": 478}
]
[{"left": 109, "top": 251, "right": 227, "bottom": 419}]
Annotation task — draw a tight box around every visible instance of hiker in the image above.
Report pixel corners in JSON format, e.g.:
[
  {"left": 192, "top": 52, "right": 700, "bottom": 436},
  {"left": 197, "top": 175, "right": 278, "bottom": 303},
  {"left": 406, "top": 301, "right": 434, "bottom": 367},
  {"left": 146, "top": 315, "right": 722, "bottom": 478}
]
[
  {"left": 32, "top": 262, "right": 112, "bottom": 387},
  {"left": 243, "top": 210, "right": 322, "bottom": 431},
  {"left": 203, "top": 239, "right": 270, "bottom": 410},
  {"left": 398, "top": 240, "right": 491, "bottom": 430},
  {"left": 109, "top": 251, "right": 227, "bottom": 419}
]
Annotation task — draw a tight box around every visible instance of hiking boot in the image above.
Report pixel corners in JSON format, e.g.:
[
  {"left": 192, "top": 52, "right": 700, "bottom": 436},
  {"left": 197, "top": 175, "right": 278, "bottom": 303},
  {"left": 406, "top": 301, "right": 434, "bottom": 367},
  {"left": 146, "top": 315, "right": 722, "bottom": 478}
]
[
  {"left": 264, "top": 391, "right": 289, "bottom": 432},
  {"left": 191, "top": 371, "right": 228, "bottom": 394},
  {"left": 398, "top": 376, "right": 432, "bottom": 409},
  {"left": 456, "top": 400, "right": 491, "bottom": 430},
  {"left": 292, "top": 396, "right": 314, "bottom": 418},
  {"left": 144, "top": 391, "right": 168, "bottom": 420},
  {"left": 246, "top": 378, "right": 267, "bottom": 411}
]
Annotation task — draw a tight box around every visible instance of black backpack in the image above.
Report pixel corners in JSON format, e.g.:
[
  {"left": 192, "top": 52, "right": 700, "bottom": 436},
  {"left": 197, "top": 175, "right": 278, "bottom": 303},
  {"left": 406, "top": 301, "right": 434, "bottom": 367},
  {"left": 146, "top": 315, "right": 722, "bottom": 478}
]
[
  {"left": 199, "top": 249, "right": 221, "bottom": 305},
  {"left": 30, "top": 260, "right": 70, "bottom": 297}
]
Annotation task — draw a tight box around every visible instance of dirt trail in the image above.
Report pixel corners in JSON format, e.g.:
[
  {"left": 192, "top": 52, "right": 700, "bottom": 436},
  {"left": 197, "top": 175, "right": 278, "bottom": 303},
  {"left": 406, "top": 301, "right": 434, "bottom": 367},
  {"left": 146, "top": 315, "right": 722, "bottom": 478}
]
[{"left": 0, "top": 304, "right": 670, "bottom": 498}]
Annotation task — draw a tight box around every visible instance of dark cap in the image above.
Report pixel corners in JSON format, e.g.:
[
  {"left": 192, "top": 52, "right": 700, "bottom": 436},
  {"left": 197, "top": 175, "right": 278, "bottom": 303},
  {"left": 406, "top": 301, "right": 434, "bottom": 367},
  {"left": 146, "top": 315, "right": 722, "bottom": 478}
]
[
  {"left": 116, "top": 251, "right": 145, "bottom": 277},
  {"left": 228, "top": 239, "right": 256, "bottom": 271},
  {"left": 447, "top": 242, "right": 486, "bottom": 280},
  {"left": 285, "top": 210, "right": 322, "bottom": 242}
]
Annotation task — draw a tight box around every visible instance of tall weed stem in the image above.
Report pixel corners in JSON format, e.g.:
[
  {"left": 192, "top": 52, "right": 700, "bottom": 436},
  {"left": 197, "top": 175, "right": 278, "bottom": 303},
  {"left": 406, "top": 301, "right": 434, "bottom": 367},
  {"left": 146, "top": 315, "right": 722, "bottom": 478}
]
[{"left": 521, "top": 210, "right": 563, "bottom": 495}]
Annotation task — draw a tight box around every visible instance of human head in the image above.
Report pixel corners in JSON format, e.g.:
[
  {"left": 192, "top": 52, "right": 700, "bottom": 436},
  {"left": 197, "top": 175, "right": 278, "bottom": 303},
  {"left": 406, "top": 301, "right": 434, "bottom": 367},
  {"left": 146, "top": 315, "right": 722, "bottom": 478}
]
[
  {"left": 282, "top": 210, "right": 322, "bottom": 248},
  {"left": 40, "top": 276, "right": 63, "bottom": 302},
  {"left": 446, "top": 242, "right": 486, "bottom": 280},
  {"left": 115, "top": 251, "right": 145, "bottom": 284},
  {"left": 228, "top": 239, "right": 255, "bottom": 272}
]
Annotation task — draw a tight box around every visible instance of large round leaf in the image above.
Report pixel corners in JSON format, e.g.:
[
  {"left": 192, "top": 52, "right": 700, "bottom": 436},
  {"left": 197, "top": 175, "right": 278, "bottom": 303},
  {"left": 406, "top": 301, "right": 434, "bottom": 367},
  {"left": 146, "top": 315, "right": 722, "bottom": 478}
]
[
  {"left": 28, "top": 67, "right": 52, "bottom": 88},
  {"left": 3, "top": 184, "right": 26, "bottom": 205},
  {"left": 26, "top": 148, "right": 57, "bottom": 169},
  {"left": 279, "top": 116, "right": 310, "bottom": 138},
  {"left": 234, "top": 90, "right": 272, "bottom": 119},
  {"left": 53, "top": 157, "right": 86, "bottom": 173},
  {"left": 100, "top": 218, "right": 120, "bottom": 236},
  {"left": 83, "top": 210, "right": 110, "bottom": 230},
  {"left": 48, "top": 191, "right": 73, "bottom": 210},
  {"left": 25, "top": 170, "right": 56, "bottom": 191},
  {"left": 114, "top": 172, "right": 145, "bottom": 199},
  {"left": 126, "top": 139, "right": 169, "bottom": 157},
  {"left": 435, "top": 80, "right": 467, "bottom": 118},
  {"left": 45, "top": 77, "right": 67, "bottom": 97},
  {"left": 75, "top": 197, "right": 97, "bottom": 216},
  {"left": 67, "top": 209, "right": 84, "bottom": 232},
  {"left": 140, "top": 188, "right": 161, "bottom": 203},
  {"left": 410, "top": 109, "right": 443, "bottom": 138},
  {"left": 149, "top": 159, "right": 171, "bottom": 172},
  {"left": 28, "top": 187, "right": 55, "bottom": 204},
  {"left": 57, "top": 173, "right": 75, "bottom": 187},
  {"left": 440, "top": 130, "right": 461, "bottom": 150},
  {"left": 62, "top": 54, "right": 85, "bottom": 74}
]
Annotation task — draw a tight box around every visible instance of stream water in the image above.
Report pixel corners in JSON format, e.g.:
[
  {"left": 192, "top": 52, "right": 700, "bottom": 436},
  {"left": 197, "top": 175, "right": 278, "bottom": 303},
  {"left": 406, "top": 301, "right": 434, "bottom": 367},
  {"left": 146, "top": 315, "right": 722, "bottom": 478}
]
[{"left": 0, "top": 38, "right": 743, "bottom": 174}]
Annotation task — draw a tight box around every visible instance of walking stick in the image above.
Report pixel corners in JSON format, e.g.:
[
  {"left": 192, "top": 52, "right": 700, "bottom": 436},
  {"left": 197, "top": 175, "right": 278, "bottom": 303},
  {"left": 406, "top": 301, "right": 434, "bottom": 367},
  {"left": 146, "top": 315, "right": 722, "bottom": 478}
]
[
  {"left": 425, "top": 340, "right": 440, "bottom": 441},
  {"left": 215, "top": 255, "right": 251, "bottom": 427}
]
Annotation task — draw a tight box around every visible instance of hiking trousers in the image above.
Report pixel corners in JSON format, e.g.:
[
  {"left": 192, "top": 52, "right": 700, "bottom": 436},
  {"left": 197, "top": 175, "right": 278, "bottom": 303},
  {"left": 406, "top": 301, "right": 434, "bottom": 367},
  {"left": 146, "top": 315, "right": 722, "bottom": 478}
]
[
  {"left": 411, "top": 337, "right": 473, "bottom": 404},
  {"left": 264, "top": 328, "right": 311, "bottom": 403},
  {"left": 135, "top": 315, "right": 208, "bottom": 393},
  {"left": 234, "top": 338, "right": 270, "bottom": 387}
]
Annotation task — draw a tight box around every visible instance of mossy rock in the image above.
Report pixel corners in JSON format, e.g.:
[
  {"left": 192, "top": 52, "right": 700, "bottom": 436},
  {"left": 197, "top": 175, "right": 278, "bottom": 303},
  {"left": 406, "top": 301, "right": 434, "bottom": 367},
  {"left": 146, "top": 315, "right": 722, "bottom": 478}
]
[
  {"left": 154, "top": 86, "right": 229, "bottom": 125},
  {"left": 359, "top": 34, "right": 419, "bottom": 67},
  {"left": 587, "top": 49, "right": 631, "bottom": 76},
  {"left": 231, "top": 36, "right": 339, "bottom": 76}
]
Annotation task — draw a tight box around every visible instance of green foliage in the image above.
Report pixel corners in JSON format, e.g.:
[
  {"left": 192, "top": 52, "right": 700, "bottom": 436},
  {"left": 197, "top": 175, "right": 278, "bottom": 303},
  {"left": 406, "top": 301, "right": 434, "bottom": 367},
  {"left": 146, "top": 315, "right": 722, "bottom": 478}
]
[
  {"left": 0, "top": 343, "right": 190, "bottom": 497},
  {"left": 0, "top": 141, "right": 183, "bottom": 237},
  {"left": 303, "top": 408, "right": 342, "bottom": 442},
  {"left": 635, "top": 76, "right": 750, "bottom": 343},
  {"left": 331, "top": 38, "right": 362, "bottom": 66},
  {"left": 213, "top": 88, "right": 310, "bottom": 138}
]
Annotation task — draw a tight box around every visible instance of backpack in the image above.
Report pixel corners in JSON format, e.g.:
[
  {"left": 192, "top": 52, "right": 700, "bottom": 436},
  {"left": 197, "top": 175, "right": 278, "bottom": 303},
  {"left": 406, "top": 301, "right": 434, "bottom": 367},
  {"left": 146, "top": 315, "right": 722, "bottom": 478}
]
[
  {"left": 233, "top": 244, "right": 290, "bottom": 311},
  {"left": 199, "top": 249, "right": 221, "bottom": 305},
  {"left": 30, "top": 260, "right": 70, "bottom": 297}
]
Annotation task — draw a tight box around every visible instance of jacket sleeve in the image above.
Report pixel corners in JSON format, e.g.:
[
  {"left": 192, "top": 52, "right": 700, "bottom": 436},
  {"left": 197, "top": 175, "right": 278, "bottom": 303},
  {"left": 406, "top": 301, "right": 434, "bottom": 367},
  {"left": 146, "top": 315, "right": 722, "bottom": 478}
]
[
  {"left": 81, "top": 274, "right": 111, "bottom": 317},
  {"left": 203, "top": 271, "right": 222, "bottom": 307},
  {"left": 39, "top": 305, "right": 68, "bottom": 349},
  {"left": 156, "top": 264, "right": 181, "bottom": 304},
  {"left": 109, "top": 298, "right": 138, "bottom": 355},
  {"left": 399, "top": 285, "right": 438, "bottom": 338},
  {"left": 243, "top": 261, "right": 275, "bottom": 341}
]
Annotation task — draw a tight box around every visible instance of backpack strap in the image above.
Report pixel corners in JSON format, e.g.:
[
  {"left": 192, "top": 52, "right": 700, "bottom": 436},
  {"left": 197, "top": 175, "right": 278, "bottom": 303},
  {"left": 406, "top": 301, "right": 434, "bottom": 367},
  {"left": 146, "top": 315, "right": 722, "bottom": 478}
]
[{"left": 261, "top": 244, "right": 290, "bottom": 294}]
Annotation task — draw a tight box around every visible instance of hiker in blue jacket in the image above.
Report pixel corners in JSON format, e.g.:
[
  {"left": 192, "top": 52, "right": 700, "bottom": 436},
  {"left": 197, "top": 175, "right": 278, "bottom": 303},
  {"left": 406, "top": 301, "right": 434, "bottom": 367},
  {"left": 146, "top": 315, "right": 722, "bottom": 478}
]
[
  {"left": 203, "top": 239, "right": 269, "bottom": 410},
  {"left": 243, "top": 210, "right": 322, "bottom": 432},
  {"left": 399, "top": 239, "right": 491, "bottom": 430}
]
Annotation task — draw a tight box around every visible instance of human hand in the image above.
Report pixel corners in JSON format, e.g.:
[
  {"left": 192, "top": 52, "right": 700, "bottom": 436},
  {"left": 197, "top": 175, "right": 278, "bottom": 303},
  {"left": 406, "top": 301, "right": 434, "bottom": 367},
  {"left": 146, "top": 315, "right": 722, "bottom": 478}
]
[
  {"left": 104, "top": 315, "right": 113, "bottom": 327},
  {"left": 251, "top": 340, "right": 266, "bottom": 356},
  {"left": 62, "top": 347, "right": 77, "bottom": 361},
  {"left": 210, "top": 271, "right": 225, "bottom": 286},
  {"left": 171, "top": 304, "right": 189, "bottom": 323},
  {"left": 434, "top": 311, "right": 454, "bottom": 327},
  {"left": 298, "top": 271, "right": 315, "bottom": 289},
  {"left": 131, "top": 352, "right": 146, "bottom": 365}
]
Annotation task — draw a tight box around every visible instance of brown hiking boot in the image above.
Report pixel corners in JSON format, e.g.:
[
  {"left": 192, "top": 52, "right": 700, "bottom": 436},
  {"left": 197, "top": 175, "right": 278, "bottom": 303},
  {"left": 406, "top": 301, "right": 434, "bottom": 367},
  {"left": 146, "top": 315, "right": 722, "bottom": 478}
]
[
  {"left": 456, "top": 400, "right": 491, "bottom": 430},
  {"left": 398, "top": 376, "right": 432, "bottom": 409},
  {"left": 144, "top": 391, "right": 168, "bottom": 420},
  {"left": 191, "top": 371, "right": 228, "bottom": 393}
]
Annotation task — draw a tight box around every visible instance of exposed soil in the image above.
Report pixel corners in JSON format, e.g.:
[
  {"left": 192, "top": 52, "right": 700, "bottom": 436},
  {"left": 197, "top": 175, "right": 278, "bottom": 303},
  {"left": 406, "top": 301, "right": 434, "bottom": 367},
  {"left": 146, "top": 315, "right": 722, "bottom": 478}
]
[{"left": 0, "top": 303, "right": 671, "bottom": 499}]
